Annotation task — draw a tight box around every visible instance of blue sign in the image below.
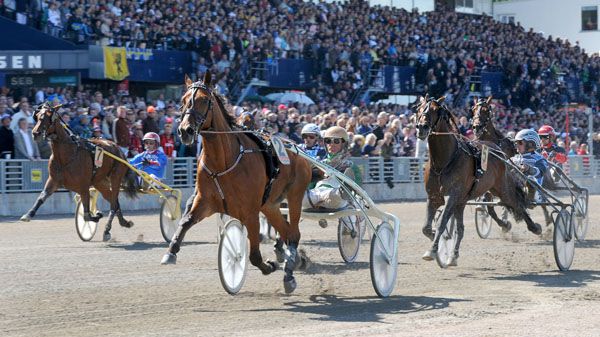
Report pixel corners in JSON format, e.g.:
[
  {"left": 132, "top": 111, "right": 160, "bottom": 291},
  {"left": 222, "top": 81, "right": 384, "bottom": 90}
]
[
  {"left": 383, "top": 66, "right": 416, "bottom": 94},
  {"left": 266, "top": 59, "right": 317, "bottom": 89},
  {"left": 481, "top": 72, "right": 504, "bottom": 97},
  {"left": 126, "top": 50, "right": 193, "bottom": 83}
]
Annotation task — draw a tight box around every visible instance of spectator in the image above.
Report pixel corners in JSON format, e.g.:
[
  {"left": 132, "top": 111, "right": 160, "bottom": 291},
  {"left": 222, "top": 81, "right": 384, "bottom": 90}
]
[
  {"left": 362, "top": 133, "right": 379, "bottom": 157},
  {"left": 72, "top": 114, "right": 92, "bottom": 139},
  {"left": 143, "top": 105, "right": 160, "bottom": 134},
  {"left": 568, "top": 141, "right": 579, "bottom": 155},
  {"left": 357, "top": 116, "right": 373, "bottom": 136},
  {"left": 372, "top": 112, "right": 389, "bottom": 141},
  {"left": 14, "top": 118, "right": 40, "bottom": 160},
  {"left": 160, "top": 120, "right": 177, "bottom": 158},
  {"left": 10, "top": 100, "right": 35, "bottom": 131},
  {"left": 129, "top": 122, "right": 144, "bottom": 157},
  {"left": 349, "top": 134, "right": 365, "bottom": 157},
  {"left": 113, "top": 106, "right": 131, "bottom": 155},
  {"left": 0, "top": 114, "right": 15, "bottom": 159}
]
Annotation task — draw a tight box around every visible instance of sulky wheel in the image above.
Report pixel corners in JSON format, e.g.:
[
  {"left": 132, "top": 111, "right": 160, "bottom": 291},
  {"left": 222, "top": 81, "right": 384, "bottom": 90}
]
[
  {"left": 553, "top": 209, "right": 575, "bottom": 272},
  {"left": 474, "top": 207, "right": 492, "bottom": 239},
  {"left": 218, "top": 218, "right": 249, "bottom": 295},
  {"left": 369, "top": 221, "right": 398, "bottom": 298},
  {"left": 75, "top": 201, "right": 98, "bottom": 242},
  {"left": 435, "top": 215, "right": 457, "bottom": 269},
  {"left": 573, "top": 191, "right": 589, "bottom": 241},
  {"left": 337, "top": 215, "right": 363, "bottom": 263},
  {"left": 160, "top": 195, "right": 181, "bottom": 243}
]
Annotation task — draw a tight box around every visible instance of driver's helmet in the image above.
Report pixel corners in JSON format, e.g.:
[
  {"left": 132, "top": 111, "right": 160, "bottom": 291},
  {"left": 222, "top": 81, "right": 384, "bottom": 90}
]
[
  {"left": 143, "top": 132, "right": 160, "bottom": 144},
  {"left": 537, "top": 125, "right": 555, "bottom": 137},
  {"left": 301, "top": 123, "right": 320, "bottom": 136},
  {"left": 515, "top": 129, "right": 541, "bottom": 150}
]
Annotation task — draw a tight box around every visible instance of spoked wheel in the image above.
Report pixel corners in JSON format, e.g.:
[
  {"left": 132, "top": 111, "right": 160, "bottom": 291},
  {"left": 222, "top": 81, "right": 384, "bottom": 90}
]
[
  {"left": 337, "top": 215, "right": 363, "bottom": 263},
  {"left": 474, "top": 207, "right": 492, "bottom": 239},
  {"left": 160, "top": 195, "right": 181, "bottom": 243},
  {"left": 75, "top": 201, "right": 98, "bottom": 241},
  {"left": 218, "top": 219, "right": 249, "bottom": 295},
  {"left": 369, "top": 221, "right": 398, "bottom": 298},
  {"left": 573, "top": 191, "right": 589, "bottom": 241},
  {"left": 553, "top": 209, "right": 575, "bottom": 271},
  {"left": 435, "top": 216, "right": 457, "bottom": 269}
]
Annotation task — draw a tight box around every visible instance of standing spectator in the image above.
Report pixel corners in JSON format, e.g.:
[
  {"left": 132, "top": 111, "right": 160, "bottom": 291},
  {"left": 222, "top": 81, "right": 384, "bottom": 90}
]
[
  {"left": 568, "top": 141, "right": 578, "bottom": 155},
  {"left": 362, "top": 133, "right": 379, "bottom": 156},
  {"left": 143, "top": 105, "right": 160, "bottom": 134},
  {"left": 0, "top": 114, "right": 15, "bottom": 159},
  {"left": 14, "top": 118, "right": 40, "bottom": 160},
  {"left": 160, "top": 120, "right": 177, "bottom": 158},
  {"left": 101, "top": 110, "right": 115, "bottom": 140},
  {"left": 72, "top": 114, "right": 92, "bottom": 139},
  {"left": 10, "top": 100, "right": 35, "bottom": 131},
  {"left": 357, "top": 116, "right": 373, "bottom": 136},
  {"left": 458, "top": 116, "right": 470, "bottom": 136},
  {"left": 113, "top": 106, "right": 131, "bottom": 155}
]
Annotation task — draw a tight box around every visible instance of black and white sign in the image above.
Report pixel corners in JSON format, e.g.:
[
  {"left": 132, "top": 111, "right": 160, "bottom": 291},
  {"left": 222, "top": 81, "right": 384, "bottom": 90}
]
[{"left": 0, "top": 54, "right": 43, "bottom": 70}]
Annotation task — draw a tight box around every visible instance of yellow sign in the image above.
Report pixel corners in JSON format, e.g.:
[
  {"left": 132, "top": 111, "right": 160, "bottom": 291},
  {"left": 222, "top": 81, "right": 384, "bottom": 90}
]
[
  {"left": 103, "top": 47, "right": 129, "bottom": 81},
  {"left": 31, "top": 169, "right": 42, "bottom": 182}
]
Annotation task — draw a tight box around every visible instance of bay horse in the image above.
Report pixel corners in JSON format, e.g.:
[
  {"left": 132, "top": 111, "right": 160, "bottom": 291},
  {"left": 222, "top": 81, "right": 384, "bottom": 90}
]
[
  {"left": 416, "top": 96, "right": 542, "bottom": 266},
  {"left": 23, "top": 102, "right": 138, "bottom": 241},
  {"left": 471, "top": 96, "right": 554, "bottom": 228},
  {"left": 160, "top": 73, "right": 311, "bottom": 294}
]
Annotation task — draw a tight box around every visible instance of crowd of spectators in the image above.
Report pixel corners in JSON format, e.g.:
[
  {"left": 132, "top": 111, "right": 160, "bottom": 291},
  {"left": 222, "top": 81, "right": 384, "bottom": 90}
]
[{"left": 1, "top": 1, "right": 600, "bottom": 161}]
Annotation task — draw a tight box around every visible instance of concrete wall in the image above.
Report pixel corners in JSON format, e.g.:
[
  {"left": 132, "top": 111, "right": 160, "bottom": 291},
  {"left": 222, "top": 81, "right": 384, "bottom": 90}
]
[{"left": 3, "top": 178, "right": 598, "bottom": 217}]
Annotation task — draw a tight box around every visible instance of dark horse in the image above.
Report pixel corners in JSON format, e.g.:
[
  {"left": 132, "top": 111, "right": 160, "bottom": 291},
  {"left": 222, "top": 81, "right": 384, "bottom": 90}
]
[
  {"left": 160, "top": 73, "right": 311, "bottom": 293},
  {"left": 416, "top": 96, "right": 542, "bottom": 266},
  {"left": 472, "top": 96, "right": 554, "bottom": 228},
  {"left": 471, "top": 96, "right": 516, "bottom": 230},
  {"left": 23, "top": 102, "right": 138, "bottom": 241}
]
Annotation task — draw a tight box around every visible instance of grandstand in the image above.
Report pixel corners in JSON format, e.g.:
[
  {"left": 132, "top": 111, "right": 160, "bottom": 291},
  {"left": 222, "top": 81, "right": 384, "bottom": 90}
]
[{"left": 0, "top": 0, "right": 599, "bottom": 161}]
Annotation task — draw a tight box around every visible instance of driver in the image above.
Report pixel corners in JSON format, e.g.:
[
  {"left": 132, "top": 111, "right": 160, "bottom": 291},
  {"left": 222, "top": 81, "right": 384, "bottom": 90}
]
[
  {"left": 298, "top": 123, "right": 326, "bottom": 160},
  {"left": 303, "top": 126, "right": 361, "bottom": 210},
  {"left": 129, "top": 132, "right": 168, "bottom": 185},
  {"left": 537, "top": 125, "right": 567, "bottom": 166},
  {"left": 510, "top": 129, "right": 548, "bottom": 202}
]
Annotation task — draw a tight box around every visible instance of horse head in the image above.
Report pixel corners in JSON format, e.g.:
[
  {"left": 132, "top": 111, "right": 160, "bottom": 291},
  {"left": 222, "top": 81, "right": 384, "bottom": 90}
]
[
  {"left": 32, "top": 102, "right": 62, "bottom": 141},
  {"left": 178, "top": 72, "right": 216, "bottom": 145},
  {"left": 415, "top": 95, "right": 448, "bottom": 140},
  {"left": 471, "top": 96, "right": 493, "bottom": 138}
]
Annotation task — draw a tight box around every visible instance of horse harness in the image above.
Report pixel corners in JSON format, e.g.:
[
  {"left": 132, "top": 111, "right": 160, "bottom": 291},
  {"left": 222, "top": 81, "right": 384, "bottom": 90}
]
[{"left": 182, "top": 82, "right": 281, "bottom": 213}]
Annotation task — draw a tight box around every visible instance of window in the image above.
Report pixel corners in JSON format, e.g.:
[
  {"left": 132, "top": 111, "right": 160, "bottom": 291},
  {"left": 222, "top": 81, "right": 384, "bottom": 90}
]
[
  {"left": 582, "top": 6, "right": 598, "bottom": 31},
  {"left": 499, "top": 15, "right": 515, "bottom": 24},
  {"left": 456, "top": 0, "right": 474, "bottom": 8}
]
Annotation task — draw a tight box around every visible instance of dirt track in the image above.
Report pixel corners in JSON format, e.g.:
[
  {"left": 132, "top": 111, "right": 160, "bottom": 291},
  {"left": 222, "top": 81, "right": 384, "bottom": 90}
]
[{"left": 1, "top": 197, "right": 600, "bottom": 337}]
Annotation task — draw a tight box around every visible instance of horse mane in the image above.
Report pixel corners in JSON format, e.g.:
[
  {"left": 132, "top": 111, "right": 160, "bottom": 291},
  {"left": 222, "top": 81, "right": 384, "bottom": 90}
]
[
  {"left": 440, "top": 104, "right": 460, "bottom": 133},
  {"left": 211, "top": 90, "right": 239, "bottom": 129}
]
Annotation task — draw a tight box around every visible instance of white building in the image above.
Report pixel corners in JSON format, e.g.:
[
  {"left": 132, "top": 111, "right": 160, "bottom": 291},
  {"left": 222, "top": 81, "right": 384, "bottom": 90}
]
[{"left": 454, "top": 0, "right": 600, "bottom": 55}]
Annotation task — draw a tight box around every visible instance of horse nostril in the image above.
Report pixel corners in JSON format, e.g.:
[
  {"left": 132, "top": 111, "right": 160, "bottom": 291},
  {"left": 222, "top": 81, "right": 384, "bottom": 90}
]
[{"left": 185, "top": 127, "right": 194, "bottom": 135}]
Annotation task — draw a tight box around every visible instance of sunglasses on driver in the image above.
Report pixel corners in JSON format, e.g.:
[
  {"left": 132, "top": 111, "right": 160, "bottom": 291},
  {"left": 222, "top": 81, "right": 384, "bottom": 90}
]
[
  {"left": 302, "top": 134, "right": 316, "bottom": 140},
  {"left": 324, "top": 138, "right": 344, "bottom": 145}
]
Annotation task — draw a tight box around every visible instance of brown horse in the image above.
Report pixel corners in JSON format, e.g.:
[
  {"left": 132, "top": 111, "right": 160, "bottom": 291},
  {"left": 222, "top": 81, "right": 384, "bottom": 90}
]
[
  {"left": 23, "top": 102, "right": 138, "bottom": 241},
  {"left": 472, "top": 96, "right": 554, "bottom": 227},
  {"left": 416, "top": 96, "right": 542, "bottom": 266},
  {"left": 160, "top": 73, "right": 311, "bottom": 293}
]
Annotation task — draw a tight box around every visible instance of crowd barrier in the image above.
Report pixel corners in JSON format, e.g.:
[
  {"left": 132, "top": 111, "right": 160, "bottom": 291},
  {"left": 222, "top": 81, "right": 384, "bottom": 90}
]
[
  {"left": 1, "top": 156, "right": 598, "bottom": 216},
  {"left": 1, "top": 156, "right": 598, "bottom": 193}
]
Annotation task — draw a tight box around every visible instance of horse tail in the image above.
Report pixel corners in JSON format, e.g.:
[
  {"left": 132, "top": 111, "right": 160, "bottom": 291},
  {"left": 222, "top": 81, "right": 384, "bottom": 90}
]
[
  {"left": 504, "top": 169, "right": 527, "bottom": 223},
  {"left": 123, "top": 168, "right": 139, "bottom": 199}
]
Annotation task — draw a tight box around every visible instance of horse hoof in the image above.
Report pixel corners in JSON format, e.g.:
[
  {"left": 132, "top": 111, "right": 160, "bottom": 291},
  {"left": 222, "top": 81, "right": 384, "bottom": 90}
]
[
  {"left": 20, "top": 214, "right": 31, "bottom": 222},
  {"left": 528, "top": 223, "right": 543, "bottom": 236},
  {"left": 502, "top": 221, "right": 512, "bottom": 233},
  {"left": 283, "top": 276, "right": 297, "bottom": 294},
  {"left": 318, "top": 219, "right": 328, "bottom": 228},
  {"left": 422, "top": 249, "right": 436, "bottom": 261},
  {"left": 297, "top": 249, "right": 310, "bottom": 271},
  {"left": 103, "top": 233, "right": 111, "bottom": 242},
  {"left": 267, "top": 260, "right": 279, "bottom": 273},
  {"left": 447, "top": 256, "right": 458, "bottom": 267},
  {"left": 161, "top": 253, "right": 177, "bottom": 265},
  {"left": 121, "top": 220, "right": 134, "bottom": 228}
]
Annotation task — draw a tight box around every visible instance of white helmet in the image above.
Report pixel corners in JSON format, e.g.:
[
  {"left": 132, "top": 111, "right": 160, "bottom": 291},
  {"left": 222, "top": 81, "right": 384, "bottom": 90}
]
[
  {"left": 515, "top": 129, "right": 541, "bottom": 149},
  {"left": 301, "top": 123, "right": 320, "bottom": 136}
]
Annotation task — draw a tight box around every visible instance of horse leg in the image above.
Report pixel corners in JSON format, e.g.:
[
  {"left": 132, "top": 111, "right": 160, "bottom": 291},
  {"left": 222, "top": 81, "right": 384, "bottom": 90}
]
[
  {"left": 422, "top": 194, "right": 444, "bottom": 241},
  {"left": 81, "top": 189, "right": 102, "bottom": 223},
  {"left": 243, "top": 214, "right": 279, "bottom": 276},
  {"left": 107, "top": 173, "right": 134, "bottom": 229},
  {"left": 94, "top": 183, "right": 117, "bottom": 242},
  {"left": 21, "top": 177, "right": 59, "bottom": 221},
  {"left": 542, "top": 205, "right": 553, "bottom": 226},
  {"left": 449, "top": 204, "right": 466, "bottom": 267},
  {"left": 161, "top": 191, "right": 209, "bottom": 265},
  {"left": 487, "top": 205, "right": 511, "bottom": 232},
  {"left": 423, "top": 196, "right": 457, "bottom": 261}
]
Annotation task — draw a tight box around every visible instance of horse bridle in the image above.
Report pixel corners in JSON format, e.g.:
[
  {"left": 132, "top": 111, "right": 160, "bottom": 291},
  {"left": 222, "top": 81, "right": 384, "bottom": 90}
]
[
  {"left": 417, "top": 100, "right": 450, "bottom": 135},
  {"left": 180, "top": 81, "right": 214, "bottom": 135}
]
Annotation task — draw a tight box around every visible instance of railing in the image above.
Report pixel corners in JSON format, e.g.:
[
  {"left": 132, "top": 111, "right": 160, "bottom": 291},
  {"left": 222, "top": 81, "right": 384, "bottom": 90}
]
[{"left": 2, "top": 156, "right": 597, "bottom": 193}]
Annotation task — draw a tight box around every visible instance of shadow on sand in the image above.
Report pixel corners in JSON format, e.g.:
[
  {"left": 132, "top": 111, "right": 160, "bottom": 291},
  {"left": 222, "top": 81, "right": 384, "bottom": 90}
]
[{"left": 492, "top": 269, "right": 600, "bottom": 288}]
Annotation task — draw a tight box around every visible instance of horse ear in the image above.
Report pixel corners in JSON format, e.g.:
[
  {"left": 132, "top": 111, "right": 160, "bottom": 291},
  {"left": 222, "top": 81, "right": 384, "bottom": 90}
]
[
  {"left": 473, "top": 97, "right": 478, "bottom": 105},
  {"left": 486, "top": 96, "right": 493, "bottom": 104},
  {"left": 203, "top": 72, "right": 212, "bottom": 86},
  {"left": 436, "top": 96, "right": 446, "bottom": 104},
  {"left": 184, "top": 74, "right": 193, "bottom": 88},
  {"left": 419, "top": 96, "right": 425, "bottom": 103},
  {"left": 424, "top": 93, "right": 429, "bottom": 101}
]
